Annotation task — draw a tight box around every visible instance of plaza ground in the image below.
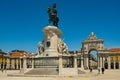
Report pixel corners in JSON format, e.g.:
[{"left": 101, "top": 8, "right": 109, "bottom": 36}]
[{"left": 0, "top": 69, "right": 120, "bottom": 80}]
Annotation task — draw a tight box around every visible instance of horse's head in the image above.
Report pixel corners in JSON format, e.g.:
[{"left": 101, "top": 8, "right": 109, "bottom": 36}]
[{"left": 53, "top": 3, "right": 56, "bottom": 8}]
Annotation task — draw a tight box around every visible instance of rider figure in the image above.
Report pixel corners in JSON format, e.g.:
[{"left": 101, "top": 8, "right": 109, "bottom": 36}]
[
  {"left": 52, "top": 3, "right": 57, "bottom": 16},
  {"left": 47, "top": 3, "right": 59, "bottom": 27}
]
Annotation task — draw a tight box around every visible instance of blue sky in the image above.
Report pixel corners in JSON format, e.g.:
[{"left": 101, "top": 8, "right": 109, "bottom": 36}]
[{"left": 0, "top": 0, "right": 120, "bottom": 53}]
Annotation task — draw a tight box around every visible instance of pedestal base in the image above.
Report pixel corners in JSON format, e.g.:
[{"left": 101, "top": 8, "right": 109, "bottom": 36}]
[{"left": 43, "top": 48, "right": 59, "bottom": 57}]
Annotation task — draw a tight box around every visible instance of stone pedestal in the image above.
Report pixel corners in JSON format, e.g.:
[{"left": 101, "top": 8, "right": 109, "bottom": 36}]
[
  {"left": 20, "top": 56, "right": 27, "bottom": 73},
  {"left": 59, "top": 54, "right": 62, "bottom": 75},
  {"left": 59, "top": 54, "right": 78, "bottom": 76},
  {"left": 59, "top": 55, "right": 62, "bottom": 68},
  {"left": 43, "top": 26, "right": 62, "bottom": 57}
]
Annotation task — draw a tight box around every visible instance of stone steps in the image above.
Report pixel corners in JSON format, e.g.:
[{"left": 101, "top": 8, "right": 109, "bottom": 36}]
[
  {"left": 78, "top": 69, "right": 86, "bottom": 74},
  {"left": 25, "top": 68, "right": 59, "bottom": 75}
]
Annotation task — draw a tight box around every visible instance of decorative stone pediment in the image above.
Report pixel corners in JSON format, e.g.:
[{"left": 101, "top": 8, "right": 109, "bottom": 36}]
[
  {"left": 88, "top": 32, "right": 97, "bottom": 40},
  {"left": 82, "top": 32, "right": 105, "bottom": 54}
]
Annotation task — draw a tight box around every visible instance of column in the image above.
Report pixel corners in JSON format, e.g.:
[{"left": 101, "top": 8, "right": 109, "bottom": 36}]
[
  {"left": 108, "top": 57, "right": 111, "bottom": 69},
  {"left": 19, "top": 57, "right": 22, "bottom": 73},
  {"left": 32, "top": 57, "right": 34, "bottom": 68},
  {"left": 0, "top": 63, "right": 1, "bottom": 70},
  {"left": 2, "top": 58, "right": 5, "bottom": 69},
  {"left": 14, "top": 58, "right": 16, "bottom": 69},
  {"left": 100, "top": 57, "right": 102, "bottom": 68},
  {"left": 103, "top": 57, "right": 105, "bottom": 68},
  {"left": 81, "top": 55, "right": 84, "bottom": 69},
  {"left": 19, "top": 58, "right": 21, "bottom": 70},
  {"left": 74, "top": 54, "right": 77, "bottom": 68},
  {"left": 119, "top": 62, "right": 120, "bottom": 69},
  {"left": 114, "top": 61, "right": 116, "bottom": 69},
  {"left": 16, "top": 59, "right": 19, "bottom": 69},
  {"left": 9, "top": 58, "right": 11, "bottom": 69},
  {"left": 83, "top": 57, "right": 86, "bottom": 68},
  {"left": 6, "top": 58, "right": 10, "bottom": 69},
  {"left": 23, "top": 56, "right": 27, "bottom": 73},
  {"left": 98, "top": 56, "right": 100, "bottom": 68},
  {"left": 86, "top": 56, "right": 89, "bottom": 69},
  {"left": 11, "top": 59, "right": 14, "bottom": 69}
]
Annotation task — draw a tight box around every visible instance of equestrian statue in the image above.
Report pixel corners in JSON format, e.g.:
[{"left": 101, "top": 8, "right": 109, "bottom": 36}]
[{"left": 47, "top": 3, "right": 59, "bottom": 27}]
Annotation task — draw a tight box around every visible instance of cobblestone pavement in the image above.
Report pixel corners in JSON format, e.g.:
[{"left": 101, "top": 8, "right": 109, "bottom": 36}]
[{"left": 0, "top": 69, "right": 120, "bottom": 80}]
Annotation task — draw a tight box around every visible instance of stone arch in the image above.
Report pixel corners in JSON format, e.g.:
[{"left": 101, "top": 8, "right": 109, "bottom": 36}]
[
  {"left": 111, "top": 62, "right": 114, "bottom": 69},
  {"left": 115, "top": 62, "right": 119, "bottom": 69},
  {"left": 88, "top": 49, "right": 98, "bottom": 69},
  {"left": 82, "top": 32, "right": 105, "bottom": 69},
  {"left": 104, "top": 62, "right": 108, "bottom": 69}
]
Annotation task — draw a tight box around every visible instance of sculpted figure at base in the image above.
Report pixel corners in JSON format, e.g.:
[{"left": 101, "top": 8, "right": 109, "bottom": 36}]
[
  {"left": 57, "top": 38, "right": 68, "bottom": 54},
  {"left": 38, "top": 41, "right": 44, "bottom": 54}
]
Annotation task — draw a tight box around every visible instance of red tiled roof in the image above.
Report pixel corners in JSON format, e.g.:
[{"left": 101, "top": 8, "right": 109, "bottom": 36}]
[
  {"left": 10, "top": 52, "right": 28, "bottom": 57},
  {"left": 109, "top": 48, "right": 120, "bottom": 52}
]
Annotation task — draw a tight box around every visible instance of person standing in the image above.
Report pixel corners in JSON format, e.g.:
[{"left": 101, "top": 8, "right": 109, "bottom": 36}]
[{"left": 101, "top": 67, "right": 105, "bottom": 74}]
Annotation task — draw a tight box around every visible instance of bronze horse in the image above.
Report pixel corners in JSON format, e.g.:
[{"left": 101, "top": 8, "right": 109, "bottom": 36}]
[{"left": 47, "top": 3, "right": 59, "bottom": 27}]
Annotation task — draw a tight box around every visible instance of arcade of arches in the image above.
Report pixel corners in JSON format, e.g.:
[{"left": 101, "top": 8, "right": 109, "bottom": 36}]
[{"left": 0, "top": 32, "right": 120, "bottom": 70}]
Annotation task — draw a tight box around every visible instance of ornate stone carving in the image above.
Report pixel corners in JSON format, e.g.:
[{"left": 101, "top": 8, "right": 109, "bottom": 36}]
[
  {"left": 57, "top": 38, "right": 68, "bottom": 54},
  {"left": 47, "top": 30, "right": 55, "bottom": 40},
  {"left": 88, "top": 32, "right": 97, "bottom": 40},
  {"left": 38, "top": 41, "right": 44, "bottom": 54}
]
